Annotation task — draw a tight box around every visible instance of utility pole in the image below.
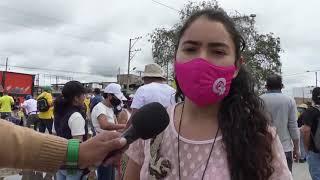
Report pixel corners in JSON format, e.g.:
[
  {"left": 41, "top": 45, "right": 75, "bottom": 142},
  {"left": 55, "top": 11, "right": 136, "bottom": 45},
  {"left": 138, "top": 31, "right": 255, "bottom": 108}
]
[
  {"left": 127, "top": 36, "right": 142, "bottom": 91},
  {"left": 302, "top": 88, "right": 305, "bottom": 103},
  {"left": 127, "top": 39, "right": 131, "bottom": 91},
  {"left": 2, "top": 57, "right": 8, "bottom": 92},
  {"left": 137, "top": 70, "right": 143, "bottom": 77},
  {"left": 36, "top": 74, "right": 40, "bottom": 87},
  {"left": 316, "top": 72, "right": 318, "bottom": 87},
  {"left": 5, "top": 57, "right": 8, "bottom": 72},
  {"left": 307, "top": 70, "right": 319, "bottom": 87},
  {"left": 118, "top": 67, "right": 121, "bottom": 84}
]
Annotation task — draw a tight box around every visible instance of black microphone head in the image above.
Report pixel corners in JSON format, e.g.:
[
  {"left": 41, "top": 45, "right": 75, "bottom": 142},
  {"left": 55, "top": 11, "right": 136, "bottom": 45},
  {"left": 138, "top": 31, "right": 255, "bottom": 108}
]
[{"left": 131, "top": 102, "right": 170, "bottom": 140}]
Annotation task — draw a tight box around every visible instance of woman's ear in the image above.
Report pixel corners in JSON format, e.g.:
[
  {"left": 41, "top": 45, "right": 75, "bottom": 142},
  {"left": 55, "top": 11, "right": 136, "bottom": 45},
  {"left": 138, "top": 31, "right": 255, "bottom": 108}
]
[{"left": 233, "top": 56, "right": 244, "bottom": 78}]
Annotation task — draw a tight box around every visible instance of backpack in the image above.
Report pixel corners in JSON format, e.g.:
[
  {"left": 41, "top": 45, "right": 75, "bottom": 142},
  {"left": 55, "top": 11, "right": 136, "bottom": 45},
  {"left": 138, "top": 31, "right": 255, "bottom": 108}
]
[
  {"left": 37, "top": 97, "right": 49, "bottom": 112},
  {"left": 312, "top": 105, "right": 320, "bottom": 151}
]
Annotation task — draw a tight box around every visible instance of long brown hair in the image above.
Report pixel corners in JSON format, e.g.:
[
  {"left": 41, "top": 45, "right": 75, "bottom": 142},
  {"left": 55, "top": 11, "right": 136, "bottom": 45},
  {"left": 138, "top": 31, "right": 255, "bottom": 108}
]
[{"left": 174, "top": 9, "right": 274, "bottom": 180}]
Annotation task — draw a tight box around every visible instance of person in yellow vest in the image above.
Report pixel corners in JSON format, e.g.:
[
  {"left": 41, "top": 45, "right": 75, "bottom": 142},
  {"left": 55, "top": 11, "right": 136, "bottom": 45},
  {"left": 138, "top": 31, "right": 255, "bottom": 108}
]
[
  {"left": 37, "top": 87, "right": 54, "bottom": 134},
  {"left": 0, "top": 91, "right": 14, "bottom": 119},
  {"left": 84, "top": 89, "right": 92, "bottom": 117}
]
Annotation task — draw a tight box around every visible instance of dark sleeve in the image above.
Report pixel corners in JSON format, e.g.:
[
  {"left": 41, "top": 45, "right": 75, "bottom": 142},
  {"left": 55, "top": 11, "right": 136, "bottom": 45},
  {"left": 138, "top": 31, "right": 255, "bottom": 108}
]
[
  {"left": 298, "top": 115, "right": 303, "bottom": 128},
  {"left": 90, "top": 98, "right": 97, "bottom": 109},
  {"left": 302, "top": 108, "right": 320, "bottom": 127}
]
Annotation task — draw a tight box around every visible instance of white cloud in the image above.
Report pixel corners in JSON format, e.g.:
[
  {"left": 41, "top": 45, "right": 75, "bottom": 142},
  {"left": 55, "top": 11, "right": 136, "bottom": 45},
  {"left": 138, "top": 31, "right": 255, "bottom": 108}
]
[{"left": 0, "top": 0, "right": 318, "bottom": 92}]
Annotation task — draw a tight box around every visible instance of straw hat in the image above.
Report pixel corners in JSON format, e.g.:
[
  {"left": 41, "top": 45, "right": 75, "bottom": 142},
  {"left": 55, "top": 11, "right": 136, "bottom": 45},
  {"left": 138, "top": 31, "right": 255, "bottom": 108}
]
[
  {"left": 298, "top": 104, "right": 308, "bottom": 109},
  {"left": 142, "top": 63, "right": 165, "bottom": 79}
]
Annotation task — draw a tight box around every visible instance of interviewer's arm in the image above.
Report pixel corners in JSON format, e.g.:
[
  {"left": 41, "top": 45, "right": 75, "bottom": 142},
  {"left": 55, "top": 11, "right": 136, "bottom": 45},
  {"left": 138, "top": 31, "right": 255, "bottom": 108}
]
[
  {"left": 0, "top": 120, "right": 127, "bottom": 172},
  {"left": 0, "top": 120, "right": 68, "bottom": 172}
]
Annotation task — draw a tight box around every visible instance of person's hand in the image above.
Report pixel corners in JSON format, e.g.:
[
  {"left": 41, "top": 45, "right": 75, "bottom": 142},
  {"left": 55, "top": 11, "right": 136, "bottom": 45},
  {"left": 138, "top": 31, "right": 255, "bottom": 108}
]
[
  {"left": 293, "top": 147, "right": 301, "bottom": 162},
  {"left": 78, "top": 131, "right": 127, "bottom": 168},
  {"left": 113, "top": 124, "right": 126, "bottom": 131}
]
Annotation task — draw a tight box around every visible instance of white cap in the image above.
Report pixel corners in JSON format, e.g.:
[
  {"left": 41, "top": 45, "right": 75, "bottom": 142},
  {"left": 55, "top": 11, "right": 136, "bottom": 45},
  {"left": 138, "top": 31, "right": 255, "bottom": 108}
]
[
  {"left": 104, "top": 83, "right": 125, "bottom": 100},
  {"left": 121, "top": 95, "right": 127, "bottom": 101}
]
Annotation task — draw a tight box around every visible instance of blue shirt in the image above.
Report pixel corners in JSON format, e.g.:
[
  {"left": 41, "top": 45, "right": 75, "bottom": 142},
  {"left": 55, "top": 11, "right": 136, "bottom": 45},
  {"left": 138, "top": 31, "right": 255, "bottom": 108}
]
[{"left": 90, "top": 95, "right": 103, "bottom": 112}]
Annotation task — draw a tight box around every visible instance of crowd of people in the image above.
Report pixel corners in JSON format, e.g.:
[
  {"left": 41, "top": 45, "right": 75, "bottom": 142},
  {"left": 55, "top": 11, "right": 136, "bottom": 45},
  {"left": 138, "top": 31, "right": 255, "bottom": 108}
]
[
  {"left": 0, "top": 61, "right": 174, "bottom": 180},
  {"left": 1, "top": 8, "right": 320, "bottom": 180}
]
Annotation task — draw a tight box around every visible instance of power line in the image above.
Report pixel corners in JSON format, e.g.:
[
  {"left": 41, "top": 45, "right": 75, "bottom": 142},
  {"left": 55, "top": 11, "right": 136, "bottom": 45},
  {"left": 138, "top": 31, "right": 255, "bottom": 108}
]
[
  {"left": 0, "top": 64, "right": 115, "bottom": 77},
  {"left": 283, "top": 72, "right": 309, "bottom": 77},
  {"left": 0, "top": 55, "right": 125, "bottom": 75},
  {"left": 283, "top": 70, "right": 320, "bottom": 77},
  {"left": 151, "top": 0, "right": 181, "bottom": 13}
]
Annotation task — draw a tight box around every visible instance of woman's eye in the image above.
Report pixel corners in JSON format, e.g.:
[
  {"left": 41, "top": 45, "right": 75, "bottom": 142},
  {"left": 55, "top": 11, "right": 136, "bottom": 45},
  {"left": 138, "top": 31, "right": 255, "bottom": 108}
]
[
  {"left": 213, "top": 50, "right": 226, "bottom": 55},
  {"left": 183, "top": 47, "right": 196, "bottom": 52}
]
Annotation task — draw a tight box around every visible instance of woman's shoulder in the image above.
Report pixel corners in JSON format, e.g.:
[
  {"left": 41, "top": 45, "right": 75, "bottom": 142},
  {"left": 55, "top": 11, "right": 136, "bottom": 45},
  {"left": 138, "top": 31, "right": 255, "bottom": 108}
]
[
  {"left": 70, "top": 112, "right": 85, "bottom": 120},
  {"left": 166, "top": 103, "right": 178, "bottom": 125}
]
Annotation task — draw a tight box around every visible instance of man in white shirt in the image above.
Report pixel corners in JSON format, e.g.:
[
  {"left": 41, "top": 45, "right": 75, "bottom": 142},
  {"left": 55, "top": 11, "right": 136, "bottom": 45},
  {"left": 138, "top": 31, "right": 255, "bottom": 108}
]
[
  {"left": 131, "top": 63, "right": 176, "bottom": 114},
  {"left": 21, "top": 95, "right": 39, "bottom": 131}
]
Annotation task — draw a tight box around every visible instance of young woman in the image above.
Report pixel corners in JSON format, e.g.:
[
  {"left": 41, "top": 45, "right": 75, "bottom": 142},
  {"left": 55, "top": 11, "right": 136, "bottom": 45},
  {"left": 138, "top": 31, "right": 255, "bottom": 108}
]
[
  {"left": 124, "top": 9, "right": 292, "bottom": 180},
  {"left": 53, "top": 81, "right": 88, "bottom": 180}
]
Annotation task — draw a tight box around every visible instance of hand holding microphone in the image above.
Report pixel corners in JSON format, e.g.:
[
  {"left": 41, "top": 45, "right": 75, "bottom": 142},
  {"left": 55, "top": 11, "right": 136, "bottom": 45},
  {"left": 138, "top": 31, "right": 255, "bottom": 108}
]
[
  {"left": 78, "top": 131, "right": 127, "bottom": 168},
  {"left": 103, "top": 102, "right": 170, "bottom": 164}
]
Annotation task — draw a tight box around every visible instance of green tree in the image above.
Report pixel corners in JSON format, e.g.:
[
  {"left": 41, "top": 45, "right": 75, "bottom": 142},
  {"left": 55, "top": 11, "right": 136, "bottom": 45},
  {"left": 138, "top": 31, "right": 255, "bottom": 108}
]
[{"left": 150, "top": 0, "right": 282, "bottom": 90}]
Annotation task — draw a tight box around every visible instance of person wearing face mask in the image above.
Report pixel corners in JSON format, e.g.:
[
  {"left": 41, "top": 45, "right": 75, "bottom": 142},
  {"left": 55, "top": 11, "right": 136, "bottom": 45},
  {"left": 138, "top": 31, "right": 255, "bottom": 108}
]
[
  {"left": 124, "top": 9, "right": 292, "bottom": 180},
  {"left": 91, "top": 83, "right": 126, "bottom": 180}
]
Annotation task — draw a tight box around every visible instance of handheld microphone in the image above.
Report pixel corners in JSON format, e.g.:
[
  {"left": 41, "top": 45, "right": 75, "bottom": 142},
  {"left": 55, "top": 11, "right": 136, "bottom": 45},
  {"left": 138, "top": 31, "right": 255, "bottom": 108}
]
[
  {"left": 103, "top": 102, "right": 170, "bottom": 161},
  {"left": 122, "top": 102, "right": 170, "bottom": 144}
]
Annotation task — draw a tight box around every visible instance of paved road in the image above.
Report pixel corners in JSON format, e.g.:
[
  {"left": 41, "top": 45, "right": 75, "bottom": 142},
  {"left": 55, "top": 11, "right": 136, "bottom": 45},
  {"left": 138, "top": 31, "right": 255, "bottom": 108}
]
[
  {"left": 293, "top": 162, "right": 311, "bottom": 180},
  {"left": 1, "top": 162, "right": 313, "bottom": 180}
]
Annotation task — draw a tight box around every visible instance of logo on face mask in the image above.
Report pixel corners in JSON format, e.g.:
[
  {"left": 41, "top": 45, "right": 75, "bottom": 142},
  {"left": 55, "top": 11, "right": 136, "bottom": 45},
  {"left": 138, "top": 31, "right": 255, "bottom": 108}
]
[{"left": 212, "top": 78, "right": 226, "bottom": 96}]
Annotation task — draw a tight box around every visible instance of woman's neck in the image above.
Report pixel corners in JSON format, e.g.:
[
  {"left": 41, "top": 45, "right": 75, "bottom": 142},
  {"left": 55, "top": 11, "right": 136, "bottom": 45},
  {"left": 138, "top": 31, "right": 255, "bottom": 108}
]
[
  {"left": 174, "top": 98, "right": 221, "bottom": 141},
  {"left": 183, "top": 98, "right": 220, "bottom": 124}
]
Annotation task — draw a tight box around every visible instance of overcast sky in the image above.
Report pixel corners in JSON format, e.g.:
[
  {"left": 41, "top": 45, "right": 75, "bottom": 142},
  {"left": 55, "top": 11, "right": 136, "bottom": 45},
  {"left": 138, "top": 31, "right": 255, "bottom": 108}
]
[{"left": 0, "top": 0, "right": 318, "bottom": 95}]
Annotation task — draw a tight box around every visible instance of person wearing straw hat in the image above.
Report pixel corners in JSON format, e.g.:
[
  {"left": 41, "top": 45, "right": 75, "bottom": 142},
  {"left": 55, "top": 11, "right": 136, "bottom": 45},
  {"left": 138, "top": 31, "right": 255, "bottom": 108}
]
[{"left": 130, "top": 63, "right": 175, "bottom": 115}]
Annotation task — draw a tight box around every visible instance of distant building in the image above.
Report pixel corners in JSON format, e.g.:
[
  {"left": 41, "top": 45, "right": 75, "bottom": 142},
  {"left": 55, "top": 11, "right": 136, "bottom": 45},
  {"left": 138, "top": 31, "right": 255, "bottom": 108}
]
[
  {"left": 292, "top": 86, "right": 314, "bottom": 105},
  {"left": 117, "top": 74, "right": 143, "bottom": 92},
  {"left": 83, "top": 82, "right": 103, "bottom": 90},
  {"left": 50, "top": 81, "right": 117, "bottom": 96}
]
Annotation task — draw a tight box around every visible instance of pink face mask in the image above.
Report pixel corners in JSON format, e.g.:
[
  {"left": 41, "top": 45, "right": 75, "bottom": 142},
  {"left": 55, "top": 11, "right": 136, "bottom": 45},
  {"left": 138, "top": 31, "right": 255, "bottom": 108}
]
[{"left": 175, "top": 58, "right": 236, "bottom": 106}]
